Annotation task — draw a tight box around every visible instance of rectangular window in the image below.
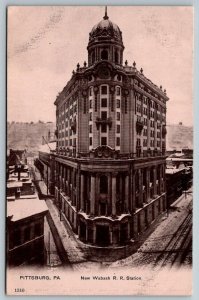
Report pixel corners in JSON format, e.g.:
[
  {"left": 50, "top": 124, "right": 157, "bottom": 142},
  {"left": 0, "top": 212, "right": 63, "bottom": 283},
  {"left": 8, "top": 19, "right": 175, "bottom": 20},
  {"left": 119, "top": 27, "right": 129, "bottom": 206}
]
[
  {"left": 84, "top": 98, "right": 86, "bottom": 114},
  {"left": 101, "top": 137, "right": 107, "bottom": 146},
  {"left": 13, "top": 230, "right": 21, "bottom": 246},
  {"left": 89, "top": 112, "right": 92, "bottom": 121},
  {"left": 117, "top": 124, "right": 120, "bottom": 133},
  {"left": 116, "top": 86, "right": 121, "bottom": 96},
  {"left": 101, "top": 111, "right": 107, "bottom": 120},
  {"left": 89, "top": 137, "right": 92, "bottom": 146},
  {"left": 125, "top": 98, "right": 128, "bottom": 113},
  {"left": 35, "top": 223, "right": 42, "bottom": 237},
  {"left": 117, "top": 112, "right": 120, "bottom": 121},
  {"left": 101, "top": 85, "right": 108, "bottom": 95},
  {"left": 143, "top": 139, "right": 147, "bottom": 147},
  {"left": 89, "top": 99, "right": 92, "bottom": 109},
  {"left": 101, "top": 124, "right": 107, "bottom": 133},
  {"left": 24, "top": 227, "right": 30, "bottom": 242},
  {"left": 116, "top": 137, "right": 120, "bottom": 146},
  {"left": 101, "top": 98, "right": 107, "bottom": 107},
  {"left": 89, "top": 124, "right": 92, "bottom": 133},
  {"left": 117, "top": 99, "right": 120, "bottom": 108},
  {"left": 89, "top": 87, "right": 93, "bottom": 96}
]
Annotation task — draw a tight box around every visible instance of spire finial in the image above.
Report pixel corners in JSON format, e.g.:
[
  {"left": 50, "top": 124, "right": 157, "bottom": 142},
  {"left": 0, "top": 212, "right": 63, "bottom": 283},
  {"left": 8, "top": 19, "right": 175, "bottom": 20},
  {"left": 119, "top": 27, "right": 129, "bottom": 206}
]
[{"left": 103, "top": 6, "right": 109, "bottom": 20}]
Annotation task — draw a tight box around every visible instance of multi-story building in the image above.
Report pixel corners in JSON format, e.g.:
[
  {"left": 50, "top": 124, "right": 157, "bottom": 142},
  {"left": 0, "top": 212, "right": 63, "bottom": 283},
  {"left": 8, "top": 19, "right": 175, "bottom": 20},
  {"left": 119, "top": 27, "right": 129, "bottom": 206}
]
[{"left": 54, "top": 9, "right": 169, "bottom": 246}]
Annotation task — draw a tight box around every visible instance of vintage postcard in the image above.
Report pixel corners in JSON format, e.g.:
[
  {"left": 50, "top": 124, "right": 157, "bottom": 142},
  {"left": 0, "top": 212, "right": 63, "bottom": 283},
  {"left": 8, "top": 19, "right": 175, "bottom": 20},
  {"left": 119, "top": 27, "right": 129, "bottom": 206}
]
[{"left": 6, "top": 6, "right": 193, "bottom": 295}]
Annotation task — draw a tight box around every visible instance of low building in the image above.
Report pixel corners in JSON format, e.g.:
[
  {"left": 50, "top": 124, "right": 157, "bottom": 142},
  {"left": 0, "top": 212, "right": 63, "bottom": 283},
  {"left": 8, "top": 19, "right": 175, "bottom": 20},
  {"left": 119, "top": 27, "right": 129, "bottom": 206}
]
[
  {"left": 6, "top": 158, "right": 49, "bottom": 266},
  {"left": 166, "top": 166, "right": 192, "bottom": 206},
  {"left": 7, "top": 199, "right": 48, "bottom": 266},
  {"left": 8, "top": 149, "right": 27, "bottom": 166},
  {"left": 34, "top": 141, "right": 56, "bottom": 195}
]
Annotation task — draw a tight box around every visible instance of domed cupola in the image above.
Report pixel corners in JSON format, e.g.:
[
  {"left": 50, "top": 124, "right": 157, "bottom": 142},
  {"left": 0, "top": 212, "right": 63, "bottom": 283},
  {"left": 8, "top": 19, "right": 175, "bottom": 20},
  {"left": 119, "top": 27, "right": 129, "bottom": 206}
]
[{"left": 87, "top": 7, "right": 124, "bottom": 67}]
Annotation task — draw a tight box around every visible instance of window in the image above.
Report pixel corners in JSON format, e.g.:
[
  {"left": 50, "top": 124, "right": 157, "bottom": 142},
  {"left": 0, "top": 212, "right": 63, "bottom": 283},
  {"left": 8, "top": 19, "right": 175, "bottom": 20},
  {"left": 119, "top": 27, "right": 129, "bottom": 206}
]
[
  {"left": 101, "top": 86, "right": 108, "bottom": 95},
  {"left": 101, "top": 111, "right": 107, "bottom": 120},
  {"left": 89, "top": 125, "right": 92, "bottom": 133},
  {"left": 35, "top": 223, "right": 42, "bottom": 237},
  {"left": 101, "top": 49, "right": 108, "bottom": 60},
  {"left": 117, "top": 124, "right": 120, "bottom": 133},
  {"left": 89, "top": 99, "right": 92, "bottom": 109},
  {"left": 101, "top": 137, "right": 107, "bottom": 146},
  {"left": 89, "top": 87, "right": 93, "bottom": 96},
  {"left": 24, "top": 227, "right": 30, "bottom": 242},
  {"left": 91, "top": 52, "right": 95, "bottom": 64},
  {"left": 101, "top": 124, "right": 107, "bottom": 133},
  {"left": 137, "top": 138, "right": 141, "bottom": 146},
  {"left": 117, "top": 112, "right": 120, "bottom": 121},
  {"left": 13, "top": 230, "right": 21, "bottom": 247},
  {"left": 116, "top": 137, "right": 120, "bottom": 146},
  {"left": 89, "top": 112, "right": 92, "bottom": 121},
  {"left": 116, "top": 86, "right": 121, "bottom": 96},
  {"left": 95, "top": 97, "right": 97, "bottom": 112},
  {"left": 89, "top": 137, "right": 92, "bottom": 146},
  {"left": 115, "top": 50, "right": 119, "bottom": 63},
  {"left": 84, "top": 98, "right": 86, "bottom": 114},
  {"left": 125, "top": 98, "right": 128, "bottom": 113},
  {"left": 117, "top": 99, "right": 120, "bottom": 108},
  {"left": 100, "top": 175, "right": 108, "bottom": 194},
  {"left": 101, "top": 98, "right": 107, "bottom": 107}
]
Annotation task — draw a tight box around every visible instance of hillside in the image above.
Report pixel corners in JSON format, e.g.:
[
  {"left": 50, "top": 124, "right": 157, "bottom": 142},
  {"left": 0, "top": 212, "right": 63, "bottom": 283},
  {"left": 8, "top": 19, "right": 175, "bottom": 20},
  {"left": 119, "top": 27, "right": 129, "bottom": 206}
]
[
  {"left": 7, "top": 121, "right": 56, "bottom": 155},
  {"left": 166, "top": 123, "right": 193, "bottom": 151},
  {"left": 7, "top": 121, "right": 193, "bottom": 155}
]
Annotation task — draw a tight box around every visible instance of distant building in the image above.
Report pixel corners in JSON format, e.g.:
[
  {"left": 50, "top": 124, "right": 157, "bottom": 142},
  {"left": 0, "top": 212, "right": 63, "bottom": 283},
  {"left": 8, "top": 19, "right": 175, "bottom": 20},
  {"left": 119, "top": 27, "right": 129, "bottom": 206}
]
[
  {"left": 8, "top": 149, "right": 27, "bottom": 166},
  {"left": 34, "top": 141, "right": 56, "bottom": 195},
  {"left": 53, "top": 9, "right": 168, "bottom": 246}
]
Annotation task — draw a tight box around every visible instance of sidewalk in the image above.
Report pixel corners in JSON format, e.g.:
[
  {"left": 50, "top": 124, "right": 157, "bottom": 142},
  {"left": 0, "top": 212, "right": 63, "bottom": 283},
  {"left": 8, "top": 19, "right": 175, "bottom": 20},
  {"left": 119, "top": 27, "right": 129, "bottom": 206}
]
[{"left": 45, "top": 199, "right": 88, "bottom": 265}]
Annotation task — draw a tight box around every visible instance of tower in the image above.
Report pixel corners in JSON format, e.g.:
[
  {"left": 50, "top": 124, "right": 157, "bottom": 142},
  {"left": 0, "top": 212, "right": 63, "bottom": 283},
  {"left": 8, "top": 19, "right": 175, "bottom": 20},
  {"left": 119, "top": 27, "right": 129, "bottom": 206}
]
[{"left": 87, "top": 7, "right": 124, "bottom": 66}]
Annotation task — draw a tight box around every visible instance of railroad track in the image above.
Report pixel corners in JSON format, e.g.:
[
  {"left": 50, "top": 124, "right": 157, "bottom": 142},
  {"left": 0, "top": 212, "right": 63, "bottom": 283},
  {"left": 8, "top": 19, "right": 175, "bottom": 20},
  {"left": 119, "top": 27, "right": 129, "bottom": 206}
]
[{"left": 153, "top": 209, "right": 192, "bottom": 268}]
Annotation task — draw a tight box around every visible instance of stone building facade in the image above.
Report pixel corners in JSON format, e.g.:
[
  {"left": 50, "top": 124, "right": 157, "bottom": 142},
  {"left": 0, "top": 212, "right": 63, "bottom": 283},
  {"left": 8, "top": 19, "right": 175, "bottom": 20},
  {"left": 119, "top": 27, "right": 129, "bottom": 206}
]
[{"left": 54, "top": 9, "right": 169, "bottom": 246}]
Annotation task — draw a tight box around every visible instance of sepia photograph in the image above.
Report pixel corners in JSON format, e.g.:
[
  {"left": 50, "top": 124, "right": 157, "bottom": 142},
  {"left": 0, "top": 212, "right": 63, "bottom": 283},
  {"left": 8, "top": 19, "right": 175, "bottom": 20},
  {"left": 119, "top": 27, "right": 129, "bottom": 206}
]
[{"left": 6, "top": 5, "right": 193, "bottom": 295}]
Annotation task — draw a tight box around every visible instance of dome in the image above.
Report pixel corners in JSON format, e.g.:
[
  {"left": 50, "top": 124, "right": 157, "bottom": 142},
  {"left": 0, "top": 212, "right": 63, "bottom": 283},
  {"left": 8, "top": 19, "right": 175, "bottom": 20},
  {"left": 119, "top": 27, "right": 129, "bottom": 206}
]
[{"left": 89, "top": 10, "right": 123, "bottom": 45}]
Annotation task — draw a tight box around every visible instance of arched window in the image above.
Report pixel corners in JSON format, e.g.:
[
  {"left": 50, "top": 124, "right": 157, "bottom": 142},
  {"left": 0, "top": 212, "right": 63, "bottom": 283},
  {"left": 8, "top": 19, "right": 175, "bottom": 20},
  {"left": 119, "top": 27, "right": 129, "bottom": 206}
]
[
  {"left": 100, "top": 175, "right": 108, "bottom": 194},
  {"left": 115, "top": 50, "right": 119, "bottom": 63},
  {"left": 101, "top": 49, "right": 108, "bottom": 60},
  {"left": 91, "top": 52, "right": 95, "bottom": 64}
]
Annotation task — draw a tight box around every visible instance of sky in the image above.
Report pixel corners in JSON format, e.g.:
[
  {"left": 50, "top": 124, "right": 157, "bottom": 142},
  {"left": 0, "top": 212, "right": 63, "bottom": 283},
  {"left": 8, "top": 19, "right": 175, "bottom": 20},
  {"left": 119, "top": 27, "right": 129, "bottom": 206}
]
[{"left": 7, "top": 6, "right": 193, "bottom": 126}]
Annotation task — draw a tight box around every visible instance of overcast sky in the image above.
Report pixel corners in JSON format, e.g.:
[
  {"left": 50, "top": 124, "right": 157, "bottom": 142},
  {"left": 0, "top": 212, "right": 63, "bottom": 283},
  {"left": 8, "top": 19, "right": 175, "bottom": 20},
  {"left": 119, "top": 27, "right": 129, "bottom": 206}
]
[{"left": 7, "top": 6, "right": 193, "bottom": 126}]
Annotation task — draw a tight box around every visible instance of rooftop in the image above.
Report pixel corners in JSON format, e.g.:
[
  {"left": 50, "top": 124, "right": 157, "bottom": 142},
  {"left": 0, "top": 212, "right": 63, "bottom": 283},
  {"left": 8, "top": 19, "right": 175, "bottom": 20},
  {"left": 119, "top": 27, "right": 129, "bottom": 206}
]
[{"left": 7, "top": 199, "right": 48, "bottom": 222}]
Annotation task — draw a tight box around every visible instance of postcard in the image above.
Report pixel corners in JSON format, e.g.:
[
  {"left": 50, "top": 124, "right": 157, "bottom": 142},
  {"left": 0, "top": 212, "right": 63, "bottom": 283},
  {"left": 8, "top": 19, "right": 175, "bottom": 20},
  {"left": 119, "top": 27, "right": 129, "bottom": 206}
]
[{"left": 6, "top": 6, "right": 193, "bottom": 295}]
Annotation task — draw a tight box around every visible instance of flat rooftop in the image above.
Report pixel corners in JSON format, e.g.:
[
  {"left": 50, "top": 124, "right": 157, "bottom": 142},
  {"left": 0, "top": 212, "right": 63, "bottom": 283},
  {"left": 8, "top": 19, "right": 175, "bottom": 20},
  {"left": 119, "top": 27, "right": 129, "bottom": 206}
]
[{"left": 7, "top": 199, "right": 48, "bottom": 222}]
